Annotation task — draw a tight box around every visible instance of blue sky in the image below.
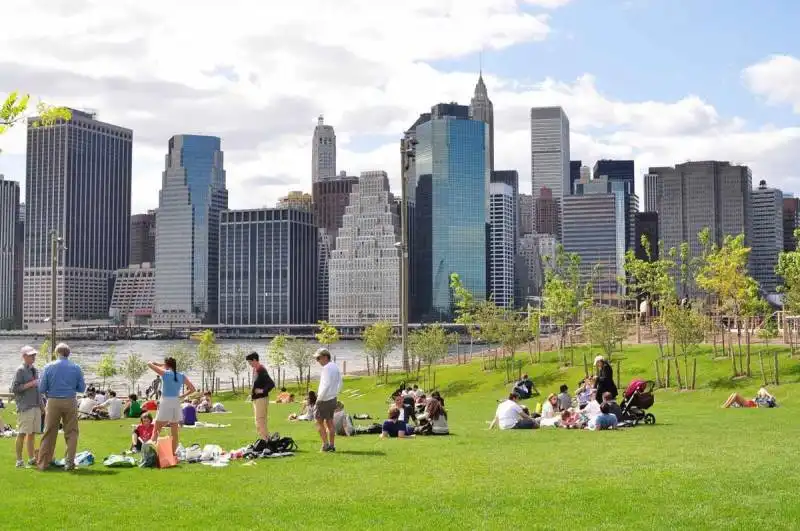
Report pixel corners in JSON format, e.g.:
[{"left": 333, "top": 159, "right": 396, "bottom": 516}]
[
  {"left": 437, "top": 0, "right": 800, "bottom": 126},
  {"left": 1, "top": 0, "right": 798, "bottom": 211}
]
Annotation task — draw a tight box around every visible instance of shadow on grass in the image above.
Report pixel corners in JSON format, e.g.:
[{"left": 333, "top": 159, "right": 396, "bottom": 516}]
[
  {"left": 707, "top": 376, "right": 743, "bottom": 390},
  {"left": 68, "top": 468, "right": 120, "bottom": 476},
  {"left": 438, "top": 379, "right": 480, "bottom": 397},
  {"left": 336, "top": 450, "right": 386, "bottom": 457}
]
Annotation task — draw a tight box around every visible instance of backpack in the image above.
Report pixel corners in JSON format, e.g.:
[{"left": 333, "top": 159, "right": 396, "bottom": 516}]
[
  {"left": 139, "top": 443, "right": 157, "bottom": 468},
  {"left": 266, "top": 433, "right": 298, "bottom": 453}
]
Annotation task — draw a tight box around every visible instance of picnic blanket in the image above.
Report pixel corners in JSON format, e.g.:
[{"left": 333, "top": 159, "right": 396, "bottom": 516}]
[{"left": 183, "top": 422, "right": 231, "bottom": 429}]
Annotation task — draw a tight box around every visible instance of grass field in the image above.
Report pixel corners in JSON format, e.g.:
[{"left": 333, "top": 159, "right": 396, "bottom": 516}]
[{"left": 3, "top": 344, "right": 800, "bottom": 530}]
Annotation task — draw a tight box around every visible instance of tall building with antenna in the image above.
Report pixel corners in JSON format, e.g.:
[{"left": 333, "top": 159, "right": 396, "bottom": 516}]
[
  {"left": 312, "top": 115, "right": 336, "bottom": 182},
  {"left": 469, "top": 64, "right": 494, "bottom": 172}
]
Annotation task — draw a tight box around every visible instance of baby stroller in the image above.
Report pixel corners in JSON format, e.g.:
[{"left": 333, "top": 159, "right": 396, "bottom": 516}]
[{"left": 620, "top": 379, "right": 656, "bottom": 425}]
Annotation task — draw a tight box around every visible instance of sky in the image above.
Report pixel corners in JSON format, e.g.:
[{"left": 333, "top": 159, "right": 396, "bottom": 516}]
[{"left": 0, "top": 0, "right": 799, "bottom": 214}]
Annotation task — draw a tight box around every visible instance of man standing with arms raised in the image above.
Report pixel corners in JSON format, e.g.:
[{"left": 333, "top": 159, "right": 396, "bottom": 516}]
[
  {"left": 11, "top": 346, "right": 42, "bottom": 467},
  {"left": 314, "top": 348, "right": 342, "bottom": 452},
  {"left": 37, "top": 343, "right": 85, "bottom": 471}
]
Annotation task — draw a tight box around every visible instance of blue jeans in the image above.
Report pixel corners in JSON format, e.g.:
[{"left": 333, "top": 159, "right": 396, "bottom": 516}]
[{"left": 512, "top": 418, "right": 537, "bottom": 429}]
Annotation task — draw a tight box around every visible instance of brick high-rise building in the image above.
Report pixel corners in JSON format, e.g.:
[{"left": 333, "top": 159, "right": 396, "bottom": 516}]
[{"left": 535, "top": 186, "right": 558, "bottom": 236}]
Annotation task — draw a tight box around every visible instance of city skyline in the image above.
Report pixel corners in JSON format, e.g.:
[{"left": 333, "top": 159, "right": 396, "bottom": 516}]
[{"left": 1, "top": 1, "right": 799, "bottom": 215}]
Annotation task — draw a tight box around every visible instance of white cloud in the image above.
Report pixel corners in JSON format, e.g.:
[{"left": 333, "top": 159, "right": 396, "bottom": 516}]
[
  {"left": 0, "top": 0, "right": 798, "bottom": 215},
  {"left": 742, "top": 55, "right": 800, "bottom": 113}
]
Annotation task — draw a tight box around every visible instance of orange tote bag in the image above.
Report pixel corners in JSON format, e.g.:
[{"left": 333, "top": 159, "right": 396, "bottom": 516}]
[{"left": 156, "top": 437, "right": 177, "bottom": 468}]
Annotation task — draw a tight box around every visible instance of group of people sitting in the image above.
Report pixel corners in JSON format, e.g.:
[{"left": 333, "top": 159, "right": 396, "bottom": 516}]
[{"left": 381, "top": 385, "right": 449, "bottom": 438}]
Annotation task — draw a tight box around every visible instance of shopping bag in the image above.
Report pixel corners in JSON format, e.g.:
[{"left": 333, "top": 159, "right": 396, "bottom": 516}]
[{"left": 156, "top": 437, "right": 177, "bottom": 468}]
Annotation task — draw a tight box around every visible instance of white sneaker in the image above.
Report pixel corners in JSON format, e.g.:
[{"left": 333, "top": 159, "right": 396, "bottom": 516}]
[{"left": 15, "top": 460, "right": 24, "bottom": 468}]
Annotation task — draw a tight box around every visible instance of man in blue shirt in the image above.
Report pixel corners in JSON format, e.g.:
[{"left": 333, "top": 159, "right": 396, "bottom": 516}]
[{"left": 37, "top": 343, "right": 86, "bottom": 471}]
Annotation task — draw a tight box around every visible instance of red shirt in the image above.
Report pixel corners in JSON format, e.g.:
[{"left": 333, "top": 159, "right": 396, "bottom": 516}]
[
  {"left": 142, "top": 400, "right": 158, "bottom": 412},
  {"left": 135, "top": 423, "right": 155, "bottom": 440}
]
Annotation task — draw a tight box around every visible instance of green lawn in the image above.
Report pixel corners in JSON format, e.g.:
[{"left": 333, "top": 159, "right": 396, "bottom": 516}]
[{"left": 3, "top": 344, "right": 800, "bottom": 530}]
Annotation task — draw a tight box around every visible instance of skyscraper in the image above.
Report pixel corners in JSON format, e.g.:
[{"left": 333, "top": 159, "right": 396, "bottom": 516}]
[
  {"left": 329, "top": 171, "right": 400, "bottom": 325},
  {"left": 783, "top": 197, "right": 799, "bottom": 251},
  {"left": 14, "top": 202, "right": 24, "bottom": 328},
  {"left": 154, "top": 135, "right": 227, "bottom": 325},
  {"left": 312, "top": 171, "right": 359, "bottom": 320},
  {"left": 531, "top": 106, "right": 570, "bottom": 240},
  {"left": 470, "top": 73, "right": 494, "bottom": 171},
  {"left": 635, "top": 212, "right": 659, "bottom": 261},
  {"left": 130, "top": 210, "right": 156, "bottom": 265},
  {"left": 569, "top": 160, "right": 582, "bottom": 195},
  {"left": 489, "top": 182, "right": 515, "bottom": 308},
  {"left": 218, "top": 208, "right": 317, "bottom": 325},
  {"left": 652, "top": 162, "right": 751, "bottom": 269},
  {"left": 751, "top": 180, "right": 783, "bottom": 294},
  {"left": 535, "top": 187, "right": 558, "bottom": 236},
  {"left": 518, "top": 233, "right": 544, "bottom": 299},
  {"left": 414, "top": 103, "right": 489, "bottom": 318},
  {"left": 277, "top": 191, "right": 313, "bottom": 212},
  {"left": 519, "top": 193, "right": 534, "bottom": 236},
  {"left": 24, "top": 109, "right": 132, "bottom": 324},
  {"left": 593, "top": 160, "right": 635, "bottom": 195},
  {"left": 0, "top": 176, "right": 19, "bottom": 328},
  {"left": 312, "top": 115, "right": 336, "bottom": 182},
  {"left": 643, "top": 172, "right": 661, "bottom": 213},
  {"left": 491, "top": 170, "right": 519, "bottom": 249}
]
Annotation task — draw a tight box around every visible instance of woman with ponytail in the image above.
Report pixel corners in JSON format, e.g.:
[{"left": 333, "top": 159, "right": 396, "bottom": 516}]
[{"left": 147, "top": 357, "right": 196, "bottom": 455}]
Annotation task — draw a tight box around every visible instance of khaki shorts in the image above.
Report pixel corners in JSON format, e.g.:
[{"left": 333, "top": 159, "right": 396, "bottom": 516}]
[
  {"left": 17, "top": 408, "right": 42, "bottom": 434},
  {"left": 253, "top": 397, "right": 268, "bottom": 423},
  {"left": 315, "top": 398, "right": 337, "bottom": 421}
]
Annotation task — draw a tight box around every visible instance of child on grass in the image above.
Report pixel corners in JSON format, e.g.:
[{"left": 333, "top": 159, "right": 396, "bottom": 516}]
[{"left": 131, "top": 413, "right": 155, "bottom": 451}]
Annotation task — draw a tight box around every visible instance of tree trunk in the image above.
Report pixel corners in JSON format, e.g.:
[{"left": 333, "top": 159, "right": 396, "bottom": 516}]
[
  {"left": 673, "top": 356, "right": 683, "bottom": 389},
  {"left": 759, "top": 351, "right": 767, "bottom": 386},
  {"left": 745, "top": 322, "right": 752, "bottom": 377}
]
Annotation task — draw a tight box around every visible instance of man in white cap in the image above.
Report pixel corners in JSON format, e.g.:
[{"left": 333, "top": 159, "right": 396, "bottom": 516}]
[
  {"left": 11, "top": 346, "right": 42, "bottom": 467},
  {"left": 37, "top": 343, "right": 85, "bottom": 471},
  {"left": 314, "top": 348, "right": 342, "bottom": 452}
]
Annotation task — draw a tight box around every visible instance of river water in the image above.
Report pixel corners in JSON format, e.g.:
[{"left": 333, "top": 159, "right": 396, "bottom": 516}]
[{"left": 0, "top": 338, "right": 401, "bottom": 394}]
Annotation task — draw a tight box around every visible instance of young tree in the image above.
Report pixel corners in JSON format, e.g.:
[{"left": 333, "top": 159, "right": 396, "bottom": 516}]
[
  {"left": 450, "top": 272, "right": 479, "bottom": 363},
  {"left": 741, "top": 286, "right": 770, "bottom": 377},
  {"left": 1, "top": 92, "right": 71, "bottom": 141},
  {"left": 363, "top": 321, "right": 396, "bottom": 382},
  {"left": 696, "top": 233, "right": 755, "bottom": 377},
  {"left": 417, "top": 324, "right": 450, "bottom": 380},
  {"left": 584, "top": 305, "right": 626, "bottom": 362},
  {"left": 286, "top": 338, "right": 315, "bottom": 389},
  {"left": 527, "top": 305, "right": 542, "bottom": 362},
  {"left": 120, "top": 353, "right": 148, "bottom": 394},
  {"left": 267, "top": 334, "right": 288, "bottom": 386},
  {"left": 96, "top": 346, "right": 118, "bottom": 389},
  {"left": 662, "top": 304, "right": 707, "bottom": 389},
  {"left": 227, "top": 345, "right": 249, "bottom": 392},
  {"left": 315, "top": 321, "right": 340, "bottom": 357},
  {"left": 777, "top": 229, "right": 800, "bottom": 355},
  {"left": 196, "top": 329, "right": 222, "bottom": 391},
  {"left": 497, "top": 309, "right": 528, "bottom": 361},
  {"left": 167, "top": 343, "right": 195, "bottom": 374}
]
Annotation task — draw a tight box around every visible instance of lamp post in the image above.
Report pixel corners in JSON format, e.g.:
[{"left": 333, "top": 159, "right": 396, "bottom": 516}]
[
  {"left": 49, "top": 230, "right": 66, "bottom": 360},
  {"left": 399, "top": 131, "right": 417, "bottom": 372}
]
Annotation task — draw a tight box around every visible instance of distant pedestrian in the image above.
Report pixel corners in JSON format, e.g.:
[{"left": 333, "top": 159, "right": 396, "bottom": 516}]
[
  {"left": 37, "top": 343, "right": 86, "bottom": 471},
  {"left": 11, "top": 346, "right": 42, "bottom": 468},
  {"left": 246, "top": 352, "right": 275, "bottom": 440},
  {"left": 315, "top": 348, "right": 343, "bottom": 452}
]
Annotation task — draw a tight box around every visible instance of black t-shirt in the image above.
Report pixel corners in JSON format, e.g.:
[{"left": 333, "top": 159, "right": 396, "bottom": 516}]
[{"left": 251, "top": 365, "right": 275, "bottom": 400}]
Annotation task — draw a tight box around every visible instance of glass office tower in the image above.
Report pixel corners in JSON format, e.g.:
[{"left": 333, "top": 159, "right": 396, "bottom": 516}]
[{"left": 415, "top": 111, "right": 488, "bottom": 318}]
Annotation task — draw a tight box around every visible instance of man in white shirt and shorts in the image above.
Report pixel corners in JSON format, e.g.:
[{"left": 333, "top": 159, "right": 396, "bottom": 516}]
[
  {"left": 315, "top": 348, "right": 343, "bottom": 452},
  {"left": 489, "top": 393, "right": 539, "bottom": 430}
]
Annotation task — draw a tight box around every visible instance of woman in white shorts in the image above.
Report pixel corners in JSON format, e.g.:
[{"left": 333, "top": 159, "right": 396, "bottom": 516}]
[{"left": 146, "top": 357, "right": 195, "bottom": 455}]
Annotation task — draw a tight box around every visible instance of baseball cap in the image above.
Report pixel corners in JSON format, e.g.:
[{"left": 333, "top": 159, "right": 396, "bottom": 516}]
[
  {"left": 594, "top": 355, "right": 605, "bottom": 364},
  {"left": 21, "top": 345, "right": 38, "bottom": 356},
  {"left": 314, "top": 347, "right": 331, "bottom": 360}
]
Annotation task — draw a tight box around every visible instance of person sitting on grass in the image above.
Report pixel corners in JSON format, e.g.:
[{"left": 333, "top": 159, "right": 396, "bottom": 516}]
[
  {"left": 489, "top": 393, "right": 539, "bottom": 430},
  {"left": 181, "top": 399, "right": 197, "bottom": 426},
  {"left": 123, "top": 394, "right": 142, "bottom": 418},
  {"left": 722, "top": 388, "right": 777, "bottom": 409},
  {"left": 78, "top": 392, "right": 99, "bottom": 420},
  {"left": 602, "top": 391, "right": 623, "bottom": 420},
  {"left": 131, "top": 413, "right": 155, "bottom": 452},
  {"left": 588, "top": 402, "right": 618, "bottom": 431},
  {"left": 557, "top": 384, "right": 572, "bottom": 412},
  {"left": 576, "top": 377, "right": 595, "bottom": 409},
  {"left": 539, "top": 393, "right": 561, "bottom": 427},
  {"left": 558, "top": 409, "right": 583, "bottom": 429},
  {"left": 380, "top": 407, "right": 414, "bottom": 439},
  {"left": 333, "top": 401, "right": 355, "bottom": 437},
  {"left": 513, "top": 374, "right": 536, "bottom": 399},
  {"left": 417, "top": 395, "right": 449, "bottom": 435},
  {"left": 95, "top": 390, "right": 123, "bottom": 420},
  {"left": 142, "top": 398, "right": 158, "bottom": 412},
  {"left": 197, "top": 392, "right": 213, "bottom": 413},
  {"left": 289, "top": 391, "right": 317, "bottom": 421},
  {"left": 275, "top": 387, "right": 293, "bottom": 404}
]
